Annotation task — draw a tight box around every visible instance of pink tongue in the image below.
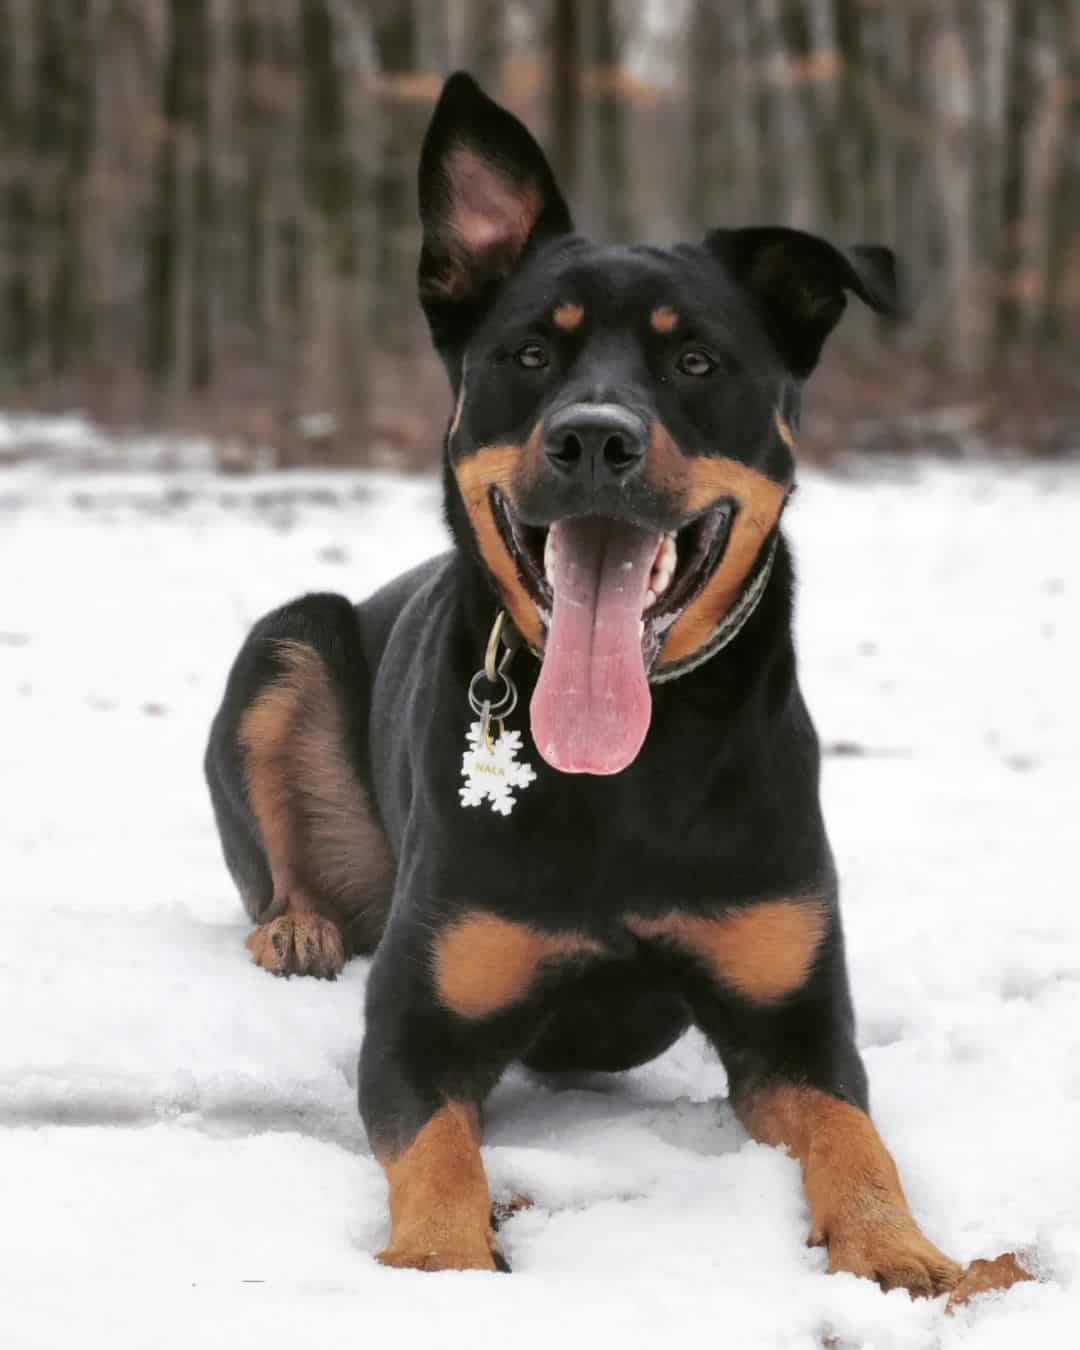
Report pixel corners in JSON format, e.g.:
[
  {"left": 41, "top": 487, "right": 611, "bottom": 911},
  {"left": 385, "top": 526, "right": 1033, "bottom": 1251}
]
[{"left": 531, "top": 517, "right": 660, "bottom": 775}]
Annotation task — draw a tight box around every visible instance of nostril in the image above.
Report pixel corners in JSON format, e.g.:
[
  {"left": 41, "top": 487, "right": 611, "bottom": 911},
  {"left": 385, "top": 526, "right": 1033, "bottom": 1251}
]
[
  {"left": 603, "top": 433, "right": 629, "bottom": 469},
  {"left": 603, "top": 433, "right": 645, "bottom": 474},
  {"left": 553, "top": 432, "right": 583, "bottom": 467}
]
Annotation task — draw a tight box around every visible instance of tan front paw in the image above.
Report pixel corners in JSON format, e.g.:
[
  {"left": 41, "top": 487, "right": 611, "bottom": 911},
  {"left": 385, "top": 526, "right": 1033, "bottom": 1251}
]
[
  {"left": 377, "top": 1229, "right": 508, "bottom": 1273},
  {"left": 246, "top": 913, "right": 345, "bottom": 978},
  {"left": 814, "top": 1213, "right": 962, "bottom": 1297},
  {"left": 946, "top": 1252, "right": 1035, "bottom": 1312}
]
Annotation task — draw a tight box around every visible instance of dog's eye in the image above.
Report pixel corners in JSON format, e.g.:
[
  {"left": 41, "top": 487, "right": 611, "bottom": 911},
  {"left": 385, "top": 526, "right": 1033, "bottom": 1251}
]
[
  {"left": 676, "top": 350, "right": 716, "bottom": 377},
  {"left": 515, "top": 343, "right": 549, "bottom": 370}
]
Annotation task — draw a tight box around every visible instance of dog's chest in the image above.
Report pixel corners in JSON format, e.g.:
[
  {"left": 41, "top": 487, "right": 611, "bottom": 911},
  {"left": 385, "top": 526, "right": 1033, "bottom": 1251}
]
[{"left": 430, "top": 896, "right": 828, "bottom": 1020}]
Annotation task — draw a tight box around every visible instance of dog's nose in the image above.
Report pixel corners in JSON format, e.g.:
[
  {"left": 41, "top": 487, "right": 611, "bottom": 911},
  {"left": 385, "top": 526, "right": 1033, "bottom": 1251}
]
[{"left": 543, "top": 403, "right": 648, "bottom": 482}]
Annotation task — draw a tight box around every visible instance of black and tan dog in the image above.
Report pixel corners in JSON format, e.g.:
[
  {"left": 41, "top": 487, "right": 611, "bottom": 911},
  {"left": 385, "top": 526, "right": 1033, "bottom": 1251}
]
[{"left": 205, "top": 73, "right": 970, "bottom": 1291}]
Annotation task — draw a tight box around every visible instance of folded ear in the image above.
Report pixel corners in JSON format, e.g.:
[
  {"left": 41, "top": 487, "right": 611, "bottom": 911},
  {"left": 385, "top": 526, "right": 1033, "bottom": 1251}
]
[
  {"left": 418, "top": 72, "right": 572, "bottom": 344},
  {"left": 705, "top": 226, "right": 905, "bottom": 377}
]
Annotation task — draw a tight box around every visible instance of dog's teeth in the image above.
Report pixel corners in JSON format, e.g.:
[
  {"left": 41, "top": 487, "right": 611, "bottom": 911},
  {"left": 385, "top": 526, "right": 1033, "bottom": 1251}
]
[
  {"left": 650, "top": 547, "right": 675, "bottom": 595},
  {"left": 543, "top": 531, "right": 555, "bottom": 584},
  {"left": 647, "top": 536, "right": 677, "bottom": 598},
  {"left": 645, "top": 587, "right": 657, "bottom": 609},
  {"left": 639, "top": 620, "right": 645, "bottom": 636}
]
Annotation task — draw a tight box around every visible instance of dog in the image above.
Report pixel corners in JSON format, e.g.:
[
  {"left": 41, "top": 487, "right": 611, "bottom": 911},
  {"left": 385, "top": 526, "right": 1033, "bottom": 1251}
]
[{"left": 204, "top": 72, "right": 964, "bottom": 1291}]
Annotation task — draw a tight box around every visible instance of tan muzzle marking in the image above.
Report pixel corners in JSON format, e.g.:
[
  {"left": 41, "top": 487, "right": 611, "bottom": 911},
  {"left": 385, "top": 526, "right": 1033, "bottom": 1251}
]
[
  {"left": 453, "top": 438, "right": 545, "bottom": 650},
  {"left": 645, "top": 430, "right": 789, "bottom": 668}
]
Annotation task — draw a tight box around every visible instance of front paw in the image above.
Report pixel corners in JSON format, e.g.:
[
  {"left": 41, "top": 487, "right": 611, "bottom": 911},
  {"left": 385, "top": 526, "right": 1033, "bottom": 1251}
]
[
  {"left": 377, "top": 1229, "right": 509, "bottom": 1273},
  {"left": 813, "top": 1210, "right": 961, "bottom": 1297},
  {"left": 946, "top": 1252, "right": 1035, "bottom": 1311},
  {"left": 246, "top": 913, "right": 345, "bottom": 978}
]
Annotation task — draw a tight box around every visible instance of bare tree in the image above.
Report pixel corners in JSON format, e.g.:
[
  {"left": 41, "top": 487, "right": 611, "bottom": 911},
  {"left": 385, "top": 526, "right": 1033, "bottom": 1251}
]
[{"left": 2, "top": 0, "right": 1079, "bottom": 459}]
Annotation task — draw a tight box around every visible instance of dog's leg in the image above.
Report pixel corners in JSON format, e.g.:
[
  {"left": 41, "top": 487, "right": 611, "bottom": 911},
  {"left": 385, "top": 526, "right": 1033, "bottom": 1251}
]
[
  {"left": 361, "top": 937, "right": 509, "bottom": 1271},
  {"left": 697, "top": 909, "right": 962, "bottom": 1298},
  {"left": 360, "top": 910, "right": 592, "bottom": 1271},
  {"left": 375, "top": 1097, "right": 503, "bottom": 1274},
  {"left": 736, "top": 1081, "right": 961, "bottom": 1296},
  {"left": 205, "top": 594, "right": 395, "bottom": 976}
]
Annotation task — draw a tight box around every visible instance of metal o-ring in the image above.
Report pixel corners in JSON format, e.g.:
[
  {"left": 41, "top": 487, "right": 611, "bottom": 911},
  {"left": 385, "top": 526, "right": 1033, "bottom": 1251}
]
[{"left": 468, "top": 670, "right": 518, "bottom": 720}]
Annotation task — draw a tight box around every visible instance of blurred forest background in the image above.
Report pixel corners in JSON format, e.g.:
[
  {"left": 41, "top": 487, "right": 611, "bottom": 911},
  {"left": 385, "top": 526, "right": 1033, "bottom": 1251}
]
[{"left": 2, "top": 0, "right": 1079, "bottom": 467}]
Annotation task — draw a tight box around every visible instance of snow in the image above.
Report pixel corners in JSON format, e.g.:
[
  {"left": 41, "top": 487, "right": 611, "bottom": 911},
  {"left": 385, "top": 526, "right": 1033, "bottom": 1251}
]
[
  {"left": 2, "top": 436, "right": 1078, "bottom": 1349},
  {"left": 0, "top": 411, "right": 224, "bottom": 472}
]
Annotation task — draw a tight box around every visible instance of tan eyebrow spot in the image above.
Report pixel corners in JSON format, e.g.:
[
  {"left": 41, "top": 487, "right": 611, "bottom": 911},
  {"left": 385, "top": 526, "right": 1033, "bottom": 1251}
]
[
  {"left": 553, "top": 302, "right": 584, "bottom": 331},
  {"left": 650, "top": 306, "right": 679, "bottom": 334}
]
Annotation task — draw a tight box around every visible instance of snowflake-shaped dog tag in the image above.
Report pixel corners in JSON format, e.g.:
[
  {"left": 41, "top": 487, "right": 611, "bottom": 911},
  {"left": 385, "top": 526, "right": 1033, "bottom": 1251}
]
[{"left": 460, "top": 721, "right": 537, "bottom": 816}]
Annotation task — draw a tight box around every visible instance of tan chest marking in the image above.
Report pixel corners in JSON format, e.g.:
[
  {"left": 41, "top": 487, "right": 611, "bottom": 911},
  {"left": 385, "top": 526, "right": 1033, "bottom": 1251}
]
[
  {"left": 626, "top": 898, "right": 828, "bottom": 1002},
  {"left": 433, "top": 911, "right": 605, "bottom": 1019}
]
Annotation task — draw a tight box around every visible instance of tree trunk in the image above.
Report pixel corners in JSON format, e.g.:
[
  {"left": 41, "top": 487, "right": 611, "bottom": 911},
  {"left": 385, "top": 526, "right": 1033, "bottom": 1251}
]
[
  {"left": 371, "top": 1, "right": 423, "bottom": 368},
  {"left": 549, "top": 0, "right": 580, "bottom": 199}
]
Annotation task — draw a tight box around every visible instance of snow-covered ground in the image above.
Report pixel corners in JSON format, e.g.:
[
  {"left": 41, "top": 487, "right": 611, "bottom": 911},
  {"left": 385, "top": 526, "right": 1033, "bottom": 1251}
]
[{"left": 2, "top": 438, "right": 1078, "bottom": 1349}]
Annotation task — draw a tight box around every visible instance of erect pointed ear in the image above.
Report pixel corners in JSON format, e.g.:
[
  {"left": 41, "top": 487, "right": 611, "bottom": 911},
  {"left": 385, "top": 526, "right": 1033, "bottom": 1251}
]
[
  {"left": 706, "top": 227, "right": 905, "bottom": 378},
  {"left": 418, "top": 72, "right": 573, "bottom": 344}
]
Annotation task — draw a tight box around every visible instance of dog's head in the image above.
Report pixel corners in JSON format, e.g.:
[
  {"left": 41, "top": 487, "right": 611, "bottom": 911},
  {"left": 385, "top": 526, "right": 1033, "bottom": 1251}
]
[{"left": 420, "top": 74, "right": 902, "bottom": 777}]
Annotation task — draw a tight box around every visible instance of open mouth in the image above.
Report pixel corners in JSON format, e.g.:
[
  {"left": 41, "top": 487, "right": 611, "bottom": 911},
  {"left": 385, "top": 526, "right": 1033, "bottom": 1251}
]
[
  {"left": 490, "top": 489, "right": 735, "bottom": 668},
  {"left": 490, "top": 489, "right": 735, "bottom": 776}
]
